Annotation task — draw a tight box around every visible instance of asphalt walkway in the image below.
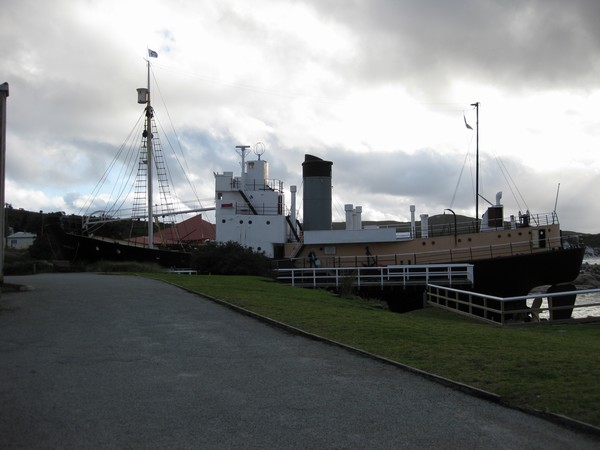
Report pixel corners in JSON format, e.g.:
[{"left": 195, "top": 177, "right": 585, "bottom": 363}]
[{"left": 1, "top": 273, "right": 598, "bottom": 448}]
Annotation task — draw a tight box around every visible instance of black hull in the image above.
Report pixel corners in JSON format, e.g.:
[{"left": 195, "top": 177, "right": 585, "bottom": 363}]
[
  {"left": 56, "top": 230, "right": 191, "bottom": 268},
  {"left": 360, "top": 247, "right": 585, "bottom": 314},
  {"left": 469, "top": 247, "right": 585, "bottom": 297}
]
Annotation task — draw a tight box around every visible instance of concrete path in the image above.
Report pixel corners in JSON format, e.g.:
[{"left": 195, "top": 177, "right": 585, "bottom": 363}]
[{"left": 1, "top": 273, "right": 598, "bottom": 449}]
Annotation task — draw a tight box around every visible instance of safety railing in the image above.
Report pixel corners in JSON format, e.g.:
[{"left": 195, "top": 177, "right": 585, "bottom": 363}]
[
  {"left": 276, "top": 264, "right": 474, "bottom": 289},
  {"left": 427, "top": 284, "right": 600, "bottom": 325},
  {"left": 278, "top": 234, "right": 579, "bottom": 269}
]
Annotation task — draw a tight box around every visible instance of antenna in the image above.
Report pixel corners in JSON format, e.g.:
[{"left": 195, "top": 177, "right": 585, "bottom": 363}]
[
  {"left": 236, "top": 145, "right": 251, "bottom": 190},
  {"left": 253, "top": 142, "right": 266, "bottom": 160},
  {"left": 554, "top": 183, "right": 561, "bottom": 212}
]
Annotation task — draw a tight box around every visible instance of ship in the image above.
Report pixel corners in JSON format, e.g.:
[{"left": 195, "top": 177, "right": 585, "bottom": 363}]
[
  {"left": 48, "top": 53, "right": 215, "bottom": 267},
  {"left": 213, "top": 104, "right": 585, "bottom": 313}
]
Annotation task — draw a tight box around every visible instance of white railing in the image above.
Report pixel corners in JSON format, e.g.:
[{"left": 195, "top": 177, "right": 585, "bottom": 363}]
[
  {"left": 276, "top": 264, "right": 474, "bottom": 289},
  {"left": 427, "top": 284, "right": 600, "bottom": 325}
]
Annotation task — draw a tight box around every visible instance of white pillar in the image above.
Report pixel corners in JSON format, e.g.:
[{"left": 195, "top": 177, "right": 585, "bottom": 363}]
[
  {"left": 410, "top": 205, "right": 416, "bottom": 238},
  {"left": 354, "top": 206, "right": 362, "bottom": 230},
  {"left": 345, "top": 204, "right": 354, "bottom": 230}
]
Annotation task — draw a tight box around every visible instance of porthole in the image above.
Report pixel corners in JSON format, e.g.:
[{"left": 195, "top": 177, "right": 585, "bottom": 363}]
[
  {"left": 498, "top": 234, "right": 502, "bottom": 238},
  {"left": 222, "top": 219, "right": 226, "bottom": 224},
  {"left": 432, "top": 241, "right": 436, "bottom": 245},
  {"left": 422, "top": 241, "right": 426, "bottom": 246},
  {"left": 266, "top": 220, "right": 271, "bottom": 225},
  {"left": 458, "top": 238, "right": 462, "bottom": 243},
  {"left": 248, "top": 220, "right": 253, "bottom": 224},
  {"left": 240, "top": 220, "right": 244, "bottom": 224}
]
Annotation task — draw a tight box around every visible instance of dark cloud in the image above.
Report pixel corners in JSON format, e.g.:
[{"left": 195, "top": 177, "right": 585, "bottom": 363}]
[{"left": 309, "top": 0, "right": 600, "bottom": 96}]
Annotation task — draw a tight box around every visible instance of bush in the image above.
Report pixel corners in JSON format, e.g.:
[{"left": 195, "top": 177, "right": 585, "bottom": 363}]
[
  {"left": 191, "top": 241, "right": 272, "bottom": 276},
  {"left": 29, "top": 235, "right": 55, "bottom": 259}
]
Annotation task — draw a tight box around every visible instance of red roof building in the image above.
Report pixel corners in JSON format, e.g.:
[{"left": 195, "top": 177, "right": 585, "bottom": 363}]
[{"left": 129, "top": 214, "right": 215, "bottom": 246}]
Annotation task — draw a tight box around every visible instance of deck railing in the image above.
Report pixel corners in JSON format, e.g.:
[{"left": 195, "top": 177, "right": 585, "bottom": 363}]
[
  {"left": 377, "top": 211, "right": 559, "bottom": 237},
  {"left": 279, "top": 234, "right": 581, "bottom": 269}
]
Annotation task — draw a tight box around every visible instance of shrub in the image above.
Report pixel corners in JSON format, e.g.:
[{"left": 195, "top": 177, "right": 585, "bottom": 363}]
[{"left": 191, "top": 241, "right": 272, "bottom": 276}]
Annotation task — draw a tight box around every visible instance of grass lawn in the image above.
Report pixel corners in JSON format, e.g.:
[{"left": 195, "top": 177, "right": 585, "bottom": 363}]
[{"left": 144, "top": 273, "right": 600, "bottom": 427}]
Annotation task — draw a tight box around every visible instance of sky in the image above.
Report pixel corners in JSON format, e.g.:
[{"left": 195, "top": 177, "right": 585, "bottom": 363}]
[{"left": 2, "top": 0, "right": 599, "bottom": 233}]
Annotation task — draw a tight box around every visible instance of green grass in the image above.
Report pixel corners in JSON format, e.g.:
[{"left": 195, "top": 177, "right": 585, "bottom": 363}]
[{"left": 143, "top": 273, "right": 600, "bottom": 427}]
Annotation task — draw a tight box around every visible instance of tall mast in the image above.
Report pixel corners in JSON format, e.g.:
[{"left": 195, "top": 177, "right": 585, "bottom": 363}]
[
  {"left": 471, "top": 101, "right": 480, "bottom": 232},
  {"left": 145, "top": 60, "right": 154, "bottom": 248}
]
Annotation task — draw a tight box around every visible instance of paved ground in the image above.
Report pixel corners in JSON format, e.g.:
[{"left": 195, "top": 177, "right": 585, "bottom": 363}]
[{"left": 1, "top": 273, "right": 598, "bottom": 449}]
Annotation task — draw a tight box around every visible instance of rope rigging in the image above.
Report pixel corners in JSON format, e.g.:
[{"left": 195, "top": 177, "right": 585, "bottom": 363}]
[{"left": 77, "top": 65, "right": 211, "bottom": 242}]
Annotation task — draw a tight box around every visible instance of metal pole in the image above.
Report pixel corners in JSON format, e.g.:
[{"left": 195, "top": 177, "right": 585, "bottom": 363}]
[
  {"left": 0, "top": 82, "right": 8, "bottom": 292},
  {"left": 445, "top": 208, "right": 457, "bottom": 245},
  {"left": 146, "top": 61, "right": 154, "bottom": 249},
  {"left": 471, "top": 102, "right": 480, "bottom": 232}
]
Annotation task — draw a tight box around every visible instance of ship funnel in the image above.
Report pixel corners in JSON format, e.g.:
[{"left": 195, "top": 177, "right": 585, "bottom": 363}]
[{"left": 302, "top": 154, "right": 333, "bottom": 231}]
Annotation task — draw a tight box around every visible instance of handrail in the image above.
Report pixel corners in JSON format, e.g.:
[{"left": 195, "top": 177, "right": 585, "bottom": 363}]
[
  {"left": 376, "top": 211, "right": 559, "bottom": 237},
  {"left": 276, "top": 264, "right": 474, "bottom": 289},
  {"left": 427, "top": 284, "right": 600, "bottom": 325}
]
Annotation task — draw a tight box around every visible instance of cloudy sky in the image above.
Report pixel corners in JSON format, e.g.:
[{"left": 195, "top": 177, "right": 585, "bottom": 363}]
[{"left": 2, "top": 0, "right": 599, "bottom": 233}]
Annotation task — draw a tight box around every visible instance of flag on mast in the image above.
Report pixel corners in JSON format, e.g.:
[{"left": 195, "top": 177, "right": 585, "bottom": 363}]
[
  {"left": 148, "top": 49, "right": 158, "bottom": 58},
  {"left": 463, "top": 114, "right": 473, "bottom": 130}
]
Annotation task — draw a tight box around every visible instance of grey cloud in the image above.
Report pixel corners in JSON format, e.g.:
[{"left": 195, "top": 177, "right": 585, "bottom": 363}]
[{"left": 308, "top": 0, "right": 600, "bottom": 95}]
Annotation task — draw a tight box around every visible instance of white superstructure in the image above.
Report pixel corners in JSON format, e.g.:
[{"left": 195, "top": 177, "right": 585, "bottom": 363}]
[{"left": 214, "top": 147, "right": 292, "bottom": 258}]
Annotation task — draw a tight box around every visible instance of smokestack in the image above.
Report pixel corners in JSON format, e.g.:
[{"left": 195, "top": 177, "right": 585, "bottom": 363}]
[
  {"left": 290, "top": 185, "right": 297, "bottom": 234},
  {"left": 302, "top": 155, "right": 333, "bottom": 231}
]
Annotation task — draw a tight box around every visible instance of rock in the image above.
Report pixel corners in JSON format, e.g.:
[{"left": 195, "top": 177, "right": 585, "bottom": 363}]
[{"left": 575, "top": 262, "right": 600, "bottom": 288}]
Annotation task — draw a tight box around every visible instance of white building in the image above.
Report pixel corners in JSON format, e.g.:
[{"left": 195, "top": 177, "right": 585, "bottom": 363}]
[{"left": 6, "top": 231, "right": 37, "bottom": 249}]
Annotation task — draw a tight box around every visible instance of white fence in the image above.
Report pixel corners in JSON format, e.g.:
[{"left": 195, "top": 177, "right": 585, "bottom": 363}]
[
  {"left": 427, "top": 284, "right": 600, "bottom": 325},
  {"left": 276, "top": 264, "right": 474, "bottom": 289}
]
